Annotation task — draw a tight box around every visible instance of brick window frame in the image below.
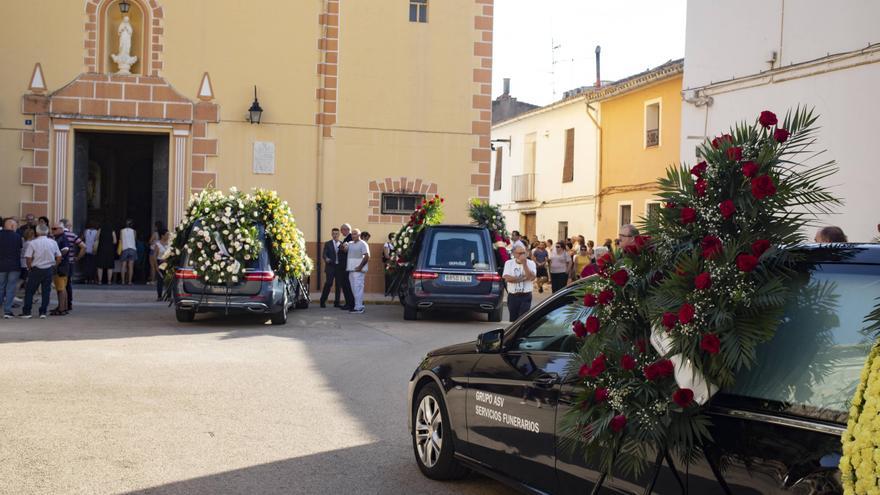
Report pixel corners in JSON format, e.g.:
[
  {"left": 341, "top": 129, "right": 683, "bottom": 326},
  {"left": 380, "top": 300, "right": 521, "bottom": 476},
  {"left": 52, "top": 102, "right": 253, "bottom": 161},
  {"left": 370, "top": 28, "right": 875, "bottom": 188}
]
[{"left": 368, "top": 177, "right": 438, "bottom": 224}]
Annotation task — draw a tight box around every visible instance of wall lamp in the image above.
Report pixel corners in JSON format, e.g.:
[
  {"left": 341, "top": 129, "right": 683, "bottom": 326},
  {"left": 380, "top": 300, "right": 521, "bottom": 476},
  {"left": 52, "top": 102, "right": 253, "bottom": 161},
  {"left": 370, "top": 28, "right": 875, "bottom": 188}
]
[
  {"left": 490, "top": 138, "right": 511, "bottom": 153},
  {"left": 247, "top": 86, "right": 264, "bottom": 124},
  {"left": 118, "top": 0, "right": 131, "bottom": 14}
]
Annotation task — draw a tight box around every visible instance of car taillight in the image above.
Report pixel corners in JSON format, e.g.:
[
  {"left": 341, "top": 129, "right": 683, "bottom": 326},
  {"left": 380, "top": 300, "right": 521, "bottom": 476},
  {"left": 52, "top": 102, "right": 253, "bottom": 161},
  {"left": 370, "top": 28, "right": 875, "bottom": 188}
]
[
  {"left": 476, "top": 273, "right": 502, "bottom": 282},
  {"left": 244, "top": 270, "right": 275, "bottom": 282},
  {"left": 412, "top": 271, "right": 439, "bottom": 280},
  {"left": 175, "top": 268, "right": 198, "bottom": 280}
]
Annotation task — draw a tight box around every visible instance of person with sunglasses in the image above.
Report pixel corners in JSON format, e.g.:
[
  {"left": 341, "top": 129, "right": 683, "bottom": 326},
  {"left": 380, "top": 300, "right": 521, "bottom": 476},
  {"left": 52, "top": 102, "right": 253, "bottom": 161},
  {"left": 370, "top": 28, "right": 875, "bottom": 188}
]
[{"left": 618, "top": 224, "right": 639, "bottom": 250}]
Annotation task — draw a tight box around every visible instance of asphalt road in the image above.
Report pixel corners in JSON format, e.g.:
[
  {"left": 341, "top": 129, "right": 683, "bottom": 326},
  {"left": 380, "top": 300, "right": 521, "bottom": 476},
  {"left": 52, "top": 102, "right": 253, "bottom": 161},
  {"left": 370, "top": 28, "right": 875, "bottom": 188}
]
[{"left": 0, "top": 291, "right": 520, "bottom": 495}]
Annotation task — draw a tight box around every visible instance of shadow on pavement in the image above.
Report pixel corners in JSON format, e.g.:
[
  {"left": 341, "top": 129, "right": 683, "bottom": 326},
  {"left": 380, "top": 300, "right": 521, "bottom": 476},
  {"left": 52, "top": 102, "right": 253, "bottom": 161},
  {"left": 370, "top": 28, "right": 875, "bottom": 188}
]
[{"left": 121, "top": 443, "right": 505, "bottom": 495}]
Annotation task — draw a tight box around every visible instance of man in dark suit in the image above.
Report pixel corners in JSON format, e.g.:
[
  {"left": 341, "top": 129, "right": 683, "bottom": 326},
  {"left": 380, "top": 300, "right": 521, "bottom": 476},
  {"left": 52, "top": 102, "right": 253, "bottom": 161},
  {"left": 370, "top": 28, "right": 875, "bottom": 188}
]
[
  {"left": 319, "top": 228, "right": 343, "bottom": 308},
  {"left": 337, "top": 223, "right": 355, "bottom": 310}
]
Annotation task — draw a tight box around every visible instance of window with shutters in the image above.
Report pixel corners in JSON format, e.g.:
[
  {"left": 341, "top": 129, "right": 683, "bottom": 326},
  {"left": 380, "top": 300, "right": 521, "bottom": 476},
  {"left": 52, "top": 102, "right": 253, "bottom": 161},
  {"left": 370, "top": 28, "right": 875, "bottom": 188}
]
[
  {"left": 409, "top": 0, "right": 428, "bottom": 23},
  {"left": 619, "top": 203, "right": 633, "bottom": 227},
  {"left": 645, "top": 99, "right": 661, "bottom": 148},
  {"left": 562, "top": 128, "right": 575, "bottom": 182},
  {"left": 493, "top": 146, "right": 503, "bottom": 191}
]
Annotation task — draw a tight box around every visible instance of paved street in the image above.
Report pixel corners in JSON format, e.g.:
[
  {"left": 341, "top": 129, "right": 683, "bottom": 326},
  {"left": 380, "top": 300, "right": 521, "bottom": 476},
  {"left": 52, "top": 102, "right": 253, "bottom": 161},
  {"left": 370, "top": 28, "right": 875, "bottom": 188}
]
[{"left": 0, "top": 289, "right": 521, "bottom": 495}]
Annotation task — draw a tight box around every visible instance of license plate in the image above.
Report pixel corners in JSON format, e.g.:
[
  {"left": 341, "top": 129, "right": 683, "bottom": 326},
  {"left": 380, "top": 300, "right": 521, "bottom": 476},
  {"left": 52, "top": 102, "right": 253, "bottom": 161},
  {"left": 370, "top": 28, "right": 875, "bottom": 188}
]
[{"left": 444, "top": 274, "right": 472, "bottom": 283}]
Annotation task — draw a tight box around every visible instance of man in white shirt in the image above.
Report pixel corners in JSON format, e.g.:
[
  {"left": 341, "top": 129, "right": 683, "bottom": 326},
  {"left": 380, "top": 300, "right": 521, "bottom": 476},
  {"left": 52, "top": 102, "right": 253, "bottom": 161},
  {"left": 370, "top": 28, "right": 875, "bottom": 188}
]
[
  {"left": 20, "top": 224, "right": 61, "bottom": 319},
  {"left": 346, "top": 228, "right": 370, "bottom": 314},
  {"left": 510, "top": 230, "right": 527, "bottom": 253},
  {"left": 502, "top": 244, "right": 536, "bottom": 322}
]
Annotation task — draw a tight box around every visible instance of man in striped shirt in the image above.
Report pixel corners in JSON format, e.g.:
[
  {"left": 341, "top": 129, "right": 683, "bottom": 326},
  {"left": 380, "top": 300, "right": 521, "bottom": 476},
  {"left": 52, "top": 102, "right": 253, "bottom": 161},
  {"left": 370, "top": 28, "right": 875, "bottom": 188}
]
[{"left": 60, "top": 219, "right": 85, "bottom": 311}]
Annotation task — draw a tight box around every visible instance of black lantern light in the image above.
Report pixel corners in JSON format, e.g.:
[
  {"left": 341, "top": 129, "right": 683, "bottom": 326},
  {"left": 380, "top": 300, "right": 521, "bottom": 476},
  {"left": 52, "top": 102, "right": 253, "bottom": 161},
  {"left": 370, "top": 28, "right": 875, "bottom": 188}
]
[
  {"left": 247, "top": 86, "right": 263, "bottom": 124},
  {"left": 118, "top": 0, "right": 131, "bottom": 14}
]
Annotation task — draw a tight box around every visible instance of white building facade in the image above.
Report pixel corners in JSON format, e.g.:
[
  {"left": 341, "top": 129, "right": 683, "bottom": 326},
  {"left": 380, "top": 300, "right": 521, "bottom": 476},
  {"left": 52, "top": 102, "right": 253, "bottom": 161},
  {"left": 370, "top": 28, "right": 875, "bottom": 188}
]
[
  {"left": 490, "top": 97, "right": 600, "bottom": 244},
  {"left": 681, "top": 0, "right": 880, "bottom": 241}
]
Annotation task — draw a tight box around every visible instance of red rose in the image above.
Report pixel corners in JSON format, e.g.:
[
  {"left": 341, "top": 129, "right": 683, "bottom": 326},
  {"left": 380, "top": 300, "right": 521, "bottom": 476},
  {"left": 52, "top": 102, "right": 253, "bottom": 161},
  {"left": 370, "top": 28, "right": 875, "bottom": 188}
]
[
  {"left": 694, "top": 272, "right": 712, "bottom": 290},
  {"left": 681, "top": 207, "right": 697, "bottom": 224},
  {"left": 621, "top": 354, "right": 636, "bottom": 371},
  {"left": 610, "top": 414, "right": 627, "bottom": 433},
  {"left": 597, "top": 252, "right": 614, "bottom": 270},
  {"left": 623, "top": 244, "right": 640, "bottom": 256},
  {"left": 635, "top": 338, "right": 647, "bottom": 354},
  {"left": 583, "top": 293, "right": 598, "bottom": 307},
  {"left": 678, "top": 303, "right": 695, "bottom": 325},
  {"left": 701, "top": 235, "right": 723, "bottom": 259},
  {"left": 711, "top": 134, "right": 733, "bottom": 149},
  {"left": 736, "top": 253, "right": 759, "bottom": 272},
  {"left": 598, "top": 289, "right": 614, "bottom": 305},
  {"left": 741, "top": 161, "right": 759, "bottom": 178},
  {"left": 694, "top": 178, "right": 708, "bottom": 197},
  {"left": 634, "top": 235, "right": 651, "bottom": 248},
  {"left": 727, "top": 146, "right": 743, "bottom": 161},
  {"left": 758, "top": 110, "right": 778, "bottom": 128},
  {"left": 662, "top": 312, "right": 678, "bottom": 330},
  {"left": 751, "top": 239, "right": 771, "bottom": 257},
  {"left": 700, "top": 333, "right": 721, "bottom": 354},
  {"left": 493, "top": 232, "right": 502, "bottom": 242},
  {"left": 719, "top": 199, "right": 736, "bottom": 219},
  {"left": 773, "top": 128, "right": 790, "bottom": 143},
  {"left": 665, "top": 201, "right": 676, "bottom": 209},
  {"left": 610, "top": 269, "right": 629, "bottom": 287},
  {"left": 572, "top": 320, "right": 587, "bottom": 338},
  {"left": 578, "top": 364, "right": 590, "bottom": 378},
  {"left": 585, "top": 315, "right": 601, "bottom": 334},
  {"left": 690, "top": 161, "right": 708, "bottom": 177},
  {"left": 751, "top": 175, "right": 777, "bottom": 200},
  {"left": 586, "top": 354, "right": 606, "bottom": 377},
  {"left": 643, "top": 359, "right": 674, "bottom": 381},
  {"left": 594, "top": 387, "right": 609, "bottom": 403},
  {"left": 672, "top": 388, "right": 695, "bottom": 408}
]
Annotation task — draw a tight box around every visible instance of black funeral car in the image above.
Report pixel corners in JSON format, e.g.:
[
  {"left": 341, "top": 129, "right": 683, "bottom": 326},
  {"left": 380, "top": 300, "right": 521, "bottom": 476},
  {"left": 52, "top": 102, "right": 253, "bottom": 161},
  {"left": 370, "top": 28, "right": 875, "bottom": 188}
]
[
  {"left": 171, "top": 222, "right": 309, "bottom": 325},
  {"left": 397, "top": 225, "right": 505, "bottom": 322},
  {"left": 407, "top": 244, "right": 880, "bottom": 494}
]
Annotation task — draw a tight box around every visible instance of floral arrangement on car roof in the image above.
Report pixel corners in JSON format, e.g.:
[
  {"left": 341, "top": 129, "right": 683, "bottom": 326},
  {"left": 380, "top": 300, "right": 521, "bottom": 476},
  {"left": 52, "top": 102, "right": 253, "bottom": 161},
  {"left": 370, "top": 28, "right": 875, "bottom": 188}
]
[
  {"left": 468, "top": 199, "right": 511, "bottom": 266},
  {"left": 561, "top": 108, "right": 841, "bottom": 478},
  {"left": 161, "top": 187, "right": 312, "bottom": 286},
  {"left": 840, "top": 299, "right": 880, "bottom": 495},
  {"left": 386, "top": 195, "right": 445, "bottom": 274}
]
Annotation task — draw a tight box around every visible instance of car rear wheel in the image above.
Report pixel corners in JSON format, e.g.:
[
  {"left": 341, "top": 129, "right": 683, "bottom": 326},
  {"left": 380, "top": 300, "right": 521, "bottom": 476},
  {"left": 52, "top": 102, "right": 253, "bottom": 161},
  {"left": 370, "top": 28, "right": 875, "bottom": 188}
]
[
  {"left": 403, "top": 304, "right": 418, "bottom": 321},
  {"left": 175, "top": 308, "right": 195, "bottom": 323},
  {"left": 271, "top": 290, "right": 289, "bottom": 325},
  {"left": 487, "top": 306, "right": 503, "bottom": 322},
  {"left": 412, "top": 383, "right": 468, "bottom": 480}
]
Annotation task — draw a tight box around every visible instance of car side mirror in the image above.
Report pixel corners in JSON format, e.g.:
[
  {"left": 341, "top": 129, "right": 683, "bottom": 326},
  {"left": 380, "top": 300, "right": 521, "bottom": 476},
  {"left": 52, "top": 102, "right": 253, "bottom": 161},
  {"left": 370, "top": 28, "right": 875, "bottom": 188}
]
[{"left": 476, "top": 328, "right": 504, "bottom": 353}]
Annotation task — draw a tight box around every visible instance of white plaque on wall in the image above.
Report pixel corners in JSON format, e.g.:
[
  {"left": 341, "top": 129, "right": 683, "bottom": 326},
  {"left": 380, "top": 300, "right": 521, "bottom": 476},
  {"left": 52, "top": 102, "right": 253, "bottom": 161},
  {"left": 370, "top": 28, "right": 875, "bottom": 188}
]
[{"left": 253, "top": 141, "right": 276, "bottom": 174}]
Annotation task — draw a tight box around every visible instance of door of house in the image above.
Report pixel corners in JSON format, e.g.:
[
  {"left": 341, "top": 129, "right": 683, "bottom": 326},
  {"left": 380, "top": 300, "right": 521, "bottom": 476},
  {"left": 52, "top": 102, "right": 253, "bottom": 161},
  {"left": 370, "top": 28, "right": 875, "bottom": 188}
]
[{"left": 522, "top": 213, "right": 536, "bottom": 243}]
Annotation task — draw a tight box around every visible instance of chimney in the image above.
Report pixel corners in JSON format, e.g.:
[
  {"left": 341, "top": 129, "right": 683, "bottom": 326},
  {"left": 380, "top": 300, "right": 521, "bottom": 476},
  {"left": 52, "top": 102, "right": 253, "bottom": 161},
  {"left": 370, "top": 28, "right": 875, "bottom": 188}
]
[
  {"left": 503, "top": 78, "right": 511, "bottom": 96},
  {"left": 594, "top": 45, "right": 601, "bottom": 88}
]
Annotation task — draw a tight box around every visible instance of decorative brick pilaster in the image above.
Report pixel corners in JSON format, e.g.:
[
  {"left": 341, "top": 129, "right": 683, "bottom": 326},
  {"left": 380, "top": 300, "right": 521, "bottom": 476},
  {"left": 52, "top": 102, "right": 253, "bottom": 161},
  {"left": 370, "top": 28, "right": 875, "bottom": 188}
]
[
  {"left": 316, "top": 0, "right": 340, "bottom": 138},
  {"left": 19, "top": 94, "right": 50, "bottom": 217},
  {"left": 367, "top": 177, "right": 438, "bottom": 224},
  {"left": 471, "top": 0, "right": 494, "bottom": 200}
]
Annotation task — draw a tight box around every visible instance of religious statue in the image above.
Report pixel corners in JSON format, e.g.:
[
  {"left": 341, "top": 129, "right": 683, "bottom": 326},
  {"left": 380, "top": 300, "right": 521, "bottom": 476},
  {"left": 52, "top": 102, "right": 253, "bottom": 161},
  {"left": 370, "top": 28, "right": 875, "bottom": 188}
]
[{"left": 111, "top": 16, "right": 138, "bottom": 75}]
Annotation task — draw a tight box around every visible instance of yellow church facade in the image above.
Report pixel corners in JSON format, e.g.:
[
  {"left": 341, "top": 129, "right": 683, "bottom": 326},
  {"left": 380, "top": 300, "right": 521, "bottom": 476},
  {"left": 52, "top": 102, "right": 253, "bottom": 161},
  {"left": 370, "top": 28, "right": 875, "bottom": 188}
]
[{"left": 0, "top": 0, "right": 494, "bottom": 292}]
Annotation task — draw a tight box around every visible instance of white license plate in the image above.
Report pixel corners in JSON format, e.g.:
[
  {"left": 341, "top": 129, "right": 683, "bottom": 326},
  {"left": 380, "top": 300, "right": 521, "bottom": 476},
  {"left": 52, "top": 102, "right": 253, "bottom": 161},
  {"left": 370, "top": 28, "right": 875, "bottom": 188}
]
[{"left": 444, "top": 274, "right": 472, "bottom": 283}]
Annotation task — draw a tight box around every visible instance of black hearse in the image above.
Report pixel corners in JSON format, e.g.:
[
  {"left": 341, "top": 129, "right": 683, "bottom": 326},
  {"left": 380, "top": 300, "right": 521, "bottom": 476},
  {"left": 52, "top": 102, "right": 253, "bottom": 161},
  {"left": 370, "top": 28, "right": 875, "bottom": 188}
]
[{"left": 408, "top": 244, "right": 880, "bottom": 494}]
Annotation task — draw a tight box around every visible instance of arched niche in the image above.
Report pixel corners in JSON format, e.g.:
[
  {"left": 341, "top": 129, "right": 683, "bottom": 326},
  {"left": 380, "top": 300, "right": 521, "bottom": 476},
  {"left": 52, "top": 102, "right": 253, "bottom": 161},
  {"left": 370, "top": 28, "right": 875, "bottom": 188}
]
[{"left": 98, "top": 0, "right": 149, "bottom": 75}]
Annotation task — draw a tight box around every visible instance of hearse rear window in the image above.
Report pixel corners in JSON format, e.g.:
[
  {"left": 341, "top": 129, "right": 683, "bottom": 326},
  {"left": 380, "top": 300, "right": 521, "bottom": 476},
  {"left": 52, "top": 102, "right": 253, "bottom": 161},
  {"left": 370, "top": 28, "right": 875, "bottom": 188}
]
[
  {"left": 728, "top": 263, "right": 880, "bottom": 421},
  {"left": 425, "top": 231, "right": 490, "bottom": 270}
]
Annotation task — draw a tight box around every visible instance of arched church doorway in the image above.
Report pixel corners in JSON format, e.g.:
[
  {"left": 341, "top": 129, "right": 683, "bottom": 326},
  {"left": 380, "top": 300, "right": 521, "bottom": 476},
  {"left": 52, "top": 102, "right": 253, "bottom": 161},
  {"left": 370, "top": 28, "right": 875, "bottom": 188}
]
[{"left": 72, "top": 131, "right": 169, "bottom": 281}]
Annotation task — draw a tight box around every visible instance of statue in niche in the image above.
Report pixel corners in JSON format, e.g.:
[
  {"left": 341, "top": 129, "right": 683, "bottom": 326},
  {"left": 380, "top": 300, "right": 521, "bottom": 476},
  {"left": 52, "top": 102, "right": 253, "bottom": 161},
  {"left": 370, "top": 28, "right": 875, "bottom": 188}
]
[{"left": 111, "top": 16, "right": 138, "bottom": 75}]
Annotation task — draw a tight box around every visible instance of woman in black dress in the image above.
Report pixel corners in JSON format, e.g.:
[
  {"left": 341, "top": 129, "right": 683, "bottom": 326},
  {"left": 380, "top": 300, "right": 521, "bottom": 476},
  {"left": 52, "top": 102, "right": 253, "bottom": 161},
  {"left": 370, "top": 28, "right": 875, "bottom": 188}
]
[{"left": 95, "top": 223, "right": 117, "bottom": 285}]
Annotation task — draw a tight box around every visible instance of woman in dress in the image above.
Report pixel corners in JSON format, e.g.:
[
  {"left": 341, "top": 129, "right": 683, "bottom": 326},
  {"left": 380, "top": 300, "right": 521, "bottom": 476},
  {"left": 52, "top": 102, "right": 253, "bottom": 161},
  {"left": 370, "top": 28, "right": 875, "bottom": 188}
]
[{"left": 96, "top": 222, "right": 117, "bottom": 285}]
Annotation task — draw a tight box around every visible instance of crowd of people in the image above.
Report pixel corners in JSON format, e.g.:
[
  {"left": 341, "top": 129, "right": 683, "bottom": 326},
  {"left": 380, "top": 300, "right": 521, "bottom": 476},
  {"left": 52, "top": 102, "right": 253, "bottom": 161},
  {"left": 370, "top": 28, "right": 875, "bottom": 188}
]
[{"left": 0, "top": 214, "right": 171, "bottom": 318}]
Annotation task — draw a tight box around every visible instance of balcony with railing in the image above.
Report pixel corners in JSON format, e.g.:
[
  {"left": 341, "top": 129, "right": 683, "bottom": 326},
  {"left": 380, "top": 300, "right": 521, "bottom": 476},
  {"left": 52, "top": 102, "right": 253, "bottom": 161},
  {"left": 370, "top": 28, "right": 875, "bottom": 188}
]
[{"left": 512, "top": 173, "right": 535, "bottom": 202}]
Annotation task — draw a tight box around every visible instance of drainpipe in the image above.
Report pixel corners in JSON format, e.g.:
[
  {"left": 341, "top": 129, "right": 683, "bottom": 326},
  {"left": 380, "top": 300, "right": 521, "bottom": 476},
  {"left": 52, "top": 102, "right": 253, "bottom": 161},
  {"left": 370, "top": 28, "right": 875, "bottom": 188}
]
[
  {"left": 585, "top": 100, "right": 602, "bottom": 240},
  {"left": 315, "top": 0, "right": 329, "bottom": 289}
]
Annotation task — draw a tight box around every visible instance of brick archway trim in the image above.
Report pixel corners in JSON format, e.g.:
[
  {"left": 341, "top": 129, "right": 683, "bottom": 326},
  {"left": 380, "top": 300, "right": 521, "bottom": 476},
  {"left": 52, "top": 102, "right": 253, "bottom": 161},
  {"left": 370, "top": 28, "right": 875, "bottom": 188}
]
[
  {"left": 86, "top": 0, "right": 165, "bottom": 76},
  {"left": 367, "top": 177, "right": 438, "bottom": 224}
]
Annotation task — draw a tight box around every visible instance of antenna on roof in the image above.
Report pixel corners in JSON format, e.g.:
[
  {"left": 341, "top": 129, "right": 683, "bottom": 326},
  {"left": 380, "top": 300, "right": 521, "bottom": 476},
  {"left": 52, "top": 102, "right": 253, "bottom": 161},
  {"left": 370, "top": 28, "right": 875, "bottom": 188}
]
[{"left": 551, "top": 38, "right": 562, "bottom": 99}]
